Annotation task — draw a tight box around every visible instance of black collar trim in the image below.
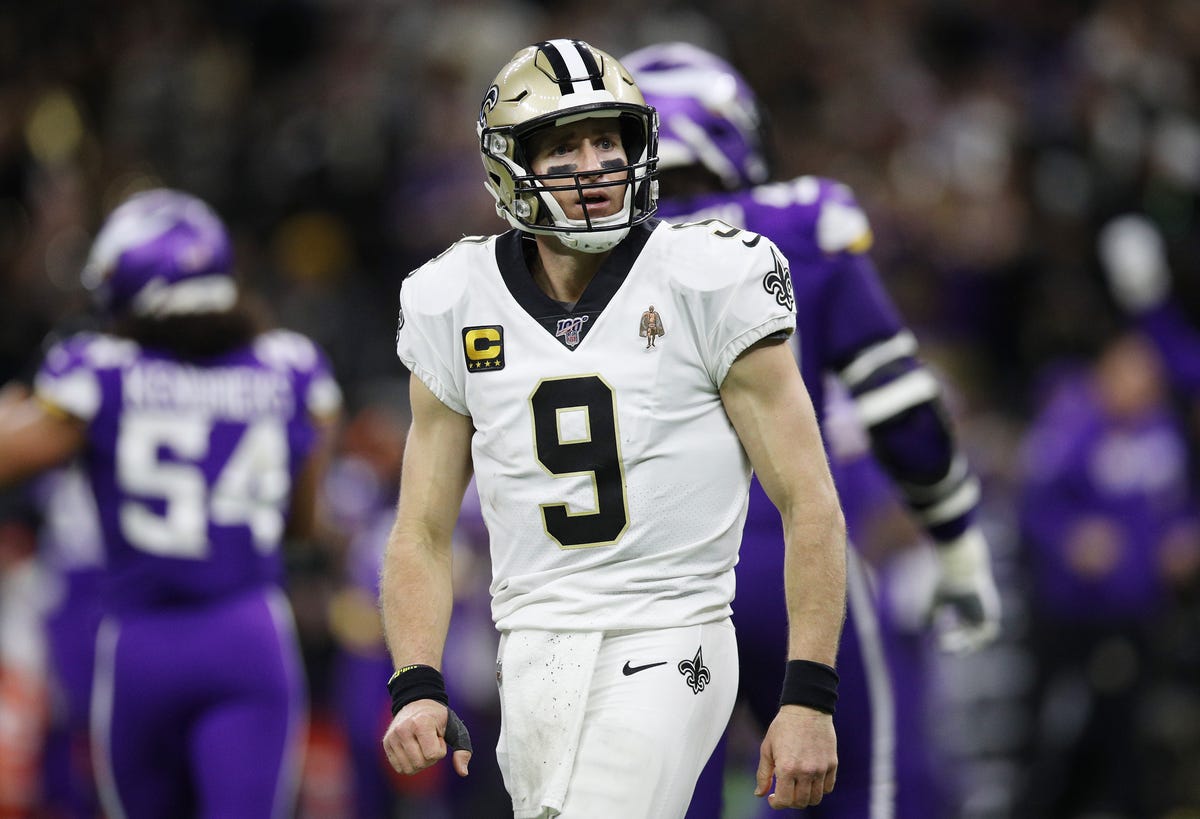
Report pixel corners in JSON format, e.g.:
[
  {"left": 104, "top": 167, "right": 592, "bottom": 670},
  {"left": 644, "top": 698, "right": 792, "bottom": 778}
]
[{"left": 494, "top": 220, "right": 658, "bottom": 349}]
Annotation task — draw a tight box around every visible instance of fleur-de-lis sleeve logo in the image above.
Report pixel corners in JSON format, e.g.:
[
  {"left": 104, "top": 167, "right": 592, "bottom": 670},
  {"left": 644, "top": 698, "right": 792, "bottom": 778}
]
[
  {"left": 762, "top": 247, "right": 795, "bottom": 312},
  {"left": 678, "top": 646, "right": 711, "bottom": 695}
]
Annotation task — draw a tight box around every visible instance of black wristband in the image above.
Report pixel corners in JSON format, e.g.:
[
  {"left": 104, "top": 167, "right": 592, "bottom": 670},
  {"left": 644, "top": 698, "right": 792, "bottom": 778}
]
[
  {"left": 779, "top": 660, "right": 839, "bottom": 714},
  {"left": 387, "top": 664, "right": 449, "bottom": 717}
]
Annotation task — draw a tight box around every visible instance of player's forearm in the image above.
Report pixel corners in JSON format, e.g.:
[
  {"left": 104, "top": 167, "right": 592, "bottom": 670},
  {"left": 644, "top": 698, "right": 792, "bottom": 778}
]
[
  {"left": 834, "top": 327, "right": 982, "bottom": 541},
  {"left": 378, "top": 520, "right": 455, "bottom": 670},
  {"left": 0, "top": 391, "right": 85, "bottom": 487},
  {"left": 782, "top": 488, "right": 847, "bottom": 666},
  {"left": 867, "top": 400, "right": 980, "bottom": 543}
]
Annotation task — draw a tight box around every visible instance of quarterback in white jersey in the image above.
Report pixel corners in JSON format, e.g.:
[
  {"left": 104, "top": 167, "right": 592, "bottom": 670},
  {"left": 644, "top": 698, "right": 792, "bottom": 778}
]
[
  {"left": 380, "top": 39, "right": 847, "bottom": 818},
  {"left": 397, "top": 219, "right": 795, "bottom": 631}
]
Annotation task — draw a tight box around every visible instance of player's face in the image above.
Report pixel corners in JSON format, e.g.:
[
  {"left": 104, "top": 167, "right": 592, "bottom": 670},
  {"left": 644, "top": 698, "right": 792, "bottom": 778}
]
[{"left": 527, "top": 116, "right": 629, "bottom": 221}]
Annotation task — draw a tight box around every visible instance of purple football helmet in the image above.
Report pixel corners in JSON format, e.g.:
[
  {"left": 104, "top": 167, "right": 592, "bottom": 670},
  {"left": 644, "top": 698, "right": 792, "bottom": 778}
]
[
  {"left": 82, "top": 188, "right": 237, "bottom": 318},
  {"left": 622, "top": 42, "right": 768, "bottom": 190}
]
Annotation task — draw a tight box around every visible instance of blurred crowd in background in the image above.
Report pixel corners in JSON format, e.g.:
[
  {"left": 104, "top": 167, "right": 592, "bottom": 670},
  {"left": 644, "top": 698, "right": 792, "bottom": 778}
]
[{"left": 1, "top": 1, "right": 1200, "bottom": 817}]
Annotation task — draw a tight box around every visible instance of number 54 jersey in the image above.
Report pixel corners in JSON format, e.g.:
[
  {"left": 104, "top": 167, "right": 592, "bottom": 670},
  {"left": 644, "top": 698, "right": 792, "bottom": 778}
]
[
  {"left": 34, "top": 329, "right": 342, "bottom": 613},
  {"left": 396, "top": 219, "right": 796, "bottom": 632}
]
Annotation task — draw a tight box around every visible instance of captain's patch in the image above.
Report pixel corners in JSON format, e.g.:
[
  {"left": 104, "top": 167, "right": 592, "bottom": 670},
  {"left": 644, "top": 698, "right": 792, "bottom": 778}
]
[{"left": 463, "top": 325, "right": 505, "bottom": 372}]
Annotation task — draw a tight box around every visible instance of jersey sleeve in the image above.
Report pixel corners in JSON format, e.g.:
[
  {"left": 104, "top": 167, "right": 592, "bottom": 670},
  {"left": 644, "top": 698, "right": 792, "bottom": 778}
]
[
  {"left": 33, "top": 335, "right": 106, "bottom": 422},
  {"left": 303, "top": 345, "right": 342, "bottom": 422},
  {"left": 394, "top": 259, "right": 470, "bottom": 416},
  {"left": 686, "top": 228, "right": 797, "bottom": 387},
  {"left": 252, "top": 330, "right": 343, "bottom": 468},
  {"left": 254, "top": 330, "right": 343, "bottom": 421},
  {"left": 815, "top": 186, "right": 981, "bottom": 543}
]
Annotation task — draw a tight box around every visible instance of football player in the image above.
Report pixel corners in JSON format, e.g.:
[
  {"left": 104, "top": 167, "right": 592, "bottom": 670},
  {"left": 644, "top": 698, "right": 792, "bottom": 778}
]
[
  {"left": 380, "top": 39, "right": 848, "bottom": 816},
  {"left": 623, "top": 41, "right": 1002, "bottom": 818},
  {"left": 0, "top": 189, "right": 342, "bottom": 819}
]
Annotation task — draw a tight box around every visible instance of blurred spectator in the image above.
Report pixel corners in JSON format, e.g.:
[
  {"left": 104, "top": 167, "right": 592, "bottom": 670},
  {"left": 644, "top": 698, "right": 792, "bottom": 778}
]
[
  {"left": 1100, "top": 211, "right": 1200, "bottom": 410},
  {"left": 1018, "top": 332, "right": 1200, "bottom": 818},
  {"left": 0, "top": 493, "right": 49, "bottom": 817}
]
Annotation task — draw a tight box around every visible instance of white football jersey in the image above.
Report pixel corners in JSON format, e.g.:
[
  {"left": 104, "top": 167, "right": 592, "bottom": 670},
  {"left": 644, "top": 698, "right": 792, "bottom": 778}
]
[{"left": 395, "top": 219, "right": 796, "bottom": 631}]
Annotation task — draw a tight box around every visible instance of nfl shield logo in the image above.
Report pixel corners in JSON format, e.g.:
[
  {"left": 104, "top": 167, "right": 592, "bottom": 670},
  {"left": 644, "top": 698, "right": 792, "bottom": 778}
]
[{"left": 555, "top": 315, "right": 589, "bottom": 348}]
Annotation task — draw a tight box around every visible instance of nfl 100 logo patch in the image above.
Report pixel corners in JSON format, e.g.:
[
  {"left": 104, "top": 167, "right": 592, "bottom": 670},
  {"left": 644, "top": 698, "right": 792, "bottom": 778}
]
[
  {"left": 555, "top": 315, "right": 589, "bottom": 348},
  {"left": 462, "top": 325, "right": 505, "bottom": 371}
]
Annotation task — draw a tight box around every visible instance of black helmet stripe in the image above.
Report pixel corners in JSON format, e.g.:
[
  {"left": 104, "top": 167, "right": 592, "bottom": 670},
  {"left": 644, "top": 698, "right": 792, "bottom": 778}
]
[
  {"left": 571, "top": 39, "right": 604, "bottom": 86},
  {"left": 537, "top": 39, "right": 606, "bottom": 95}
]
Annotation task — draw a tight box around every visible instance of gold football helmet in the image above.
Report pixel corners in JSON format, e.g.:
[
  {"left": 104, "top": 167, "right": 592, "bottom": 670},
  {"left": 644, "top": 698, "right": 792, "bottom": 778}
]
[{"left": 478, "top": 39, "right": 659, "bottom": 253}]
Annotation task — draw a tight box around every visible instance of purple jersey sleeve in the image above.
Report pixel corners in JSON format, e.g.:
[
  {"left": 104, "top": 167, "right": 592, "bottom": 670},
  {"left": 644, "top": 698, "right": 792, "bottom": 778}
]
[
  {"left": 34, "top": 332, "right": 120, "bottom": 422},
  {"left": 659, "top": 176, "right": 978, "bottom": 542}
]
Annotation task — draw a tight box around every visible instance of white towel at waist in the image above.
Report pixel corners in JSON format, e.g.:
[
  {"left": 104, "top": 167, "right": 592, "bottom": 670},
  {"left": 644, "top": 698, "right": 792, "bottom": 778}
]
[{"left": 495, "top": 629, "right": 603, "bottom": 819}]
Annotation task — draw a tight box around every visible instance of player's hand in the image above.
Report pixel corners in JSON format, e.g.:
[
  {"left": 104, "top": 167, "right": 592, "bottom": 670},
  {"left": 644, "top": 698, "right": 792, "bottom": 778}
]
[
  {"left": 929, "top": 527, "right": 1002, "bottom": 654},
  {"left": 382, "top": 699, "right": 472, "bottom": 777},
  {"left": 1097, "top": 214, "right": 1170, "bottom": 314},
  {"left": 755, "top": 705, "right": 837, "bottom": 809}
]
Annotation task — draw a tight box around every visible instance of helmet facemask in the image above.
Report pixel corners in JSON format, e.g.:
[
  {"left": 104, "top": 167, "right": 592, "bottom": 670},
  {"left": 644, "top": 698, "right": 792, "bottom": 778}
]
[{"left": 478, "top": 40, "right": 660, "bottom": 253}]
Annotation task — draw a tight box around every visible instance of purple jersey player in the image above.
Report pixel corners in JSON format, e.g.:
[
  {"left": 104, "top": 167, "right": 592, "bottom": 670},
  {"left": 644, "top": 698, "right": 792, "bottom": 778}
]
[
  {"left": 0, "top": 189, "right": 342, "bottom": 819},
  {"left": 624, "top": 43, "right": 1002, "bottom": 818}
]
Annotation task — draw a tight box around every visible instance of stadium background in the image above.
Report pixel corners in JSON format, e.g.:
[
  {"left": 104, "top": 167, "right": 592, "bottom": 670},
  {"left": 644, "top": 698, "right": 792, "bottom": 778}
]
[{"left": 1, "top": 1, "right": 1199, "bottom": 817}]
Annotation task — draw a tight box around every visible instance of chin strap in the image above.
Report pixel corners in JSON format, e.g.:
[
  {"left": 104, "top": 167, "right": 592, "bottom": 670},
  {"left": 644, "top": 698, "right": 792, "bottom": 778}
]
[{"left": 555, "top": 225, "right": 631, "bottom": 253}]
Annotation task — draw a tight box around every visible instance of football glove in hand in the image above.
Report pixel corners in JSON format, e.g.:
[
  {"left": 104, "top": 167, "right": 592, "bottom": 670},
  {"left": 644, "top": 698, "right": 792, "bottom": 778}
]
[
  {"left": 1098, "top": 214, "right": 1170, "bottom": 314},
  {"left": 928, "top": 527, "right": 1001, "bottom": 654}
]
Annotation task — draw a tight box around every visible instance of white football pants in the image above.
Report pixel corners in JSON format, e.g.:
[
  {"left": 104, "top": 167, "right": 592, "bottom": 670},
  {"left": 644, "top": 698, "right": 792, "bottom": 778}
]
[{"left": 496, "top": 619, "right": 738, "bottom": 819}]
